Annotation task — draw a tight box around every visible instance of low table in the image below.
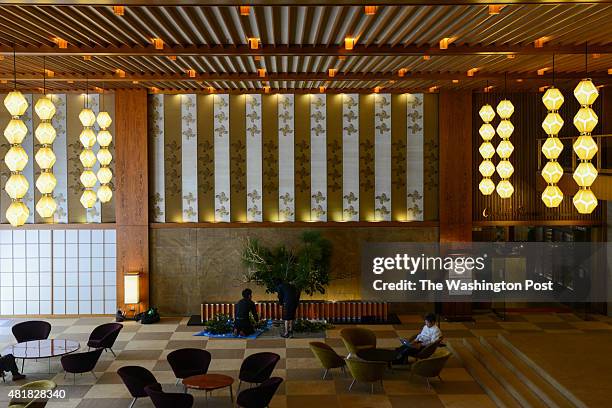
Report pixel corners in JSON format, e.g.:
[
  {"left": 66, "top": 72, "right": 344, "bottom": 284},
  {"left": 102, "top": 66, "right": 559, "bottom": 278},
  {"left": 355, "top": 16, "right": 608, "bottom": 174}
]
[
  {"left": 357, "top": 348, "right": 398, "bottom": 366},
  {"left": 183, "top": 373, "right": 234, "bottom": 406},
  {"left": 2, "top": 339, "right": 80, "bottom": 374}
]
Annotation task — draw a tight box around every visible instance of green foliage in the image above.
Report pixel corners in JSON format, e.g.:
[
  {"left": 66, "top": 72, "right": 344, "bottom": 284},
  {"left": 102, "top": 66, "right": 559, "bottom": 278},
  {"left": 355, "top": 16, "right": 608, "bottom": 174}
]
[
  {"left": 242, "top": 231, "right": 332, "bottom": 296},
  {"left": 293, "top": 319, "right": 334, "bottom": 333},
  {"left": 205, "top": 313, "right": 233, "bottom": 334}
]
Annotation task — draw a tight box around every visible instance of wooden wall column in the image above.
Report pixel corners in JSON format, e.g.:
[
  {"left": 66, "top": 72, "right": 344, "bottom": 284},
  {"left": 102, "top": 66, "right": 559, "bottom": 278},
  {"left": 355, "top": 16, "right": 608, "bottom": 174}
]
[
  {"left": 438, "top": 90, "right": 473, "bottom": 319},
  {"left": 114, "top": 89, "right": 149, "bottom": 312}
]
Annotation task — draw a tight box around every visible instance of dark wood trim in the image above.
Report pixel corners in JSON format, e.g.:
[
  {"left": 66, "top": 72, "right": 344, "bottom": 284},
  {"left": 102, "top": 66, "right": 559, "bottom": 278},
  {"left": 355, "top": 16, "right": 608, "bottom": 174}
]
[
  {"left": 3, "top": 43, "right": 612, "bottom": 58},
  {"left": 150, "top": 221, "right": 440, "bottom": 229},
  {"left": 1, "top": 1, "right": 610, "bottom": 5},
  {"left": 0, "top": 223, "right": 116, "bottom": 230},
  {"left": 3, "top": 71, "right": 611, "bottom": 83},
  {"left": 473, "top": 220, "right": 605, "bottom": 227}
]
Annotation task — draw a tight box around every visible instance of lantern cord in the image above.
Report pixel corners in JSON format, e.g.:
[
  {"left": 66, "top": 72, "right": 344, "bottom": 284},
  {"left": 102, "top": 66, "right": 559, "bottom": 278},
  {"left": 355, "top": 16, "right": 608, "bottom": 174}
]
[
  {"left": 585, "top": 41, "right": 588, "bottom": 75},
  {"left": 42, "top": 56, "right": 46, "bottom": 94},
  {"left": 552, "top": 53, "right": 555, "bottom": 86},
  {"left": 12, "top": 47, "right": 17, "bottom": 90}
]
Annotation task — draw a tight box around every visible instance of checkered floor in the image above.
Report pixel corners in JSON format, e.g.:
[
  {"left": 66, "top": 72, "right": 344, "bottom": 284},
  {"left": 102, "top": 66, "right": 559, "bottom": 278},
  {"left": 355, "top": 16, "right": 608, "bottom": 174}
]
[{"left": 1, "top": 312, "right": 611, "bottom": 408}]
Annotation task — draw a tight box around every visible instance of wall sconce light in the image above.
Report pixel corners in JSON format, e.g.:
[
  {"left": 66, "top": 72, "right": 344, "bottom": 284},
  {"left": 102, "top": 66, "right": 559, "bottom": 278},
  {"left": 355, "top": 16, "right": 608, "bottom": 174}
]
[{"left": 124, "top": 272, "right": 141, "bottom": 306}]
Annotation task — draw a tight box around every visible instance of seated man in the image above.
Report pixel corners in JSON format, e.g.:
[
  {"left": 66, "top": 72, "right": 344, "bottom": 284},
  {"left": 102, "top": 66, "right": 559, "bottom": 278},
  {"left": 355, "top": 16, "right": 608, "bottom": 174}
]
[
  {"left": 394, "top": 313, "right": 442, "bottom": 364},
  {"left": 233, "top": 288, "right": 259, "bottom": 337},
  {"left": 0, "top": 353, "right": 26, "bottom": 381}
]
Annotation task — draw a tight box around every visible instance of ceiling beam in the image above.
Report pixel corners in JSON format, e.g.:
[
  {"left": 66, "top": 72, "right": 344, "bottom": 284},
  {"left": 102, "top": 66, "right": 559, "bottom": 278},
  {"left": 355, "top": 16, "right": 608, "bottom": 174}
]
[
  {"left": 2, "top": 43, "right": 612, "bottom": 57},
  {"left": 2, "top": 71, "right": 611, "bottom": 82},
  {"left": 2, "top": 1, "right": 612, "bottom": 5}
]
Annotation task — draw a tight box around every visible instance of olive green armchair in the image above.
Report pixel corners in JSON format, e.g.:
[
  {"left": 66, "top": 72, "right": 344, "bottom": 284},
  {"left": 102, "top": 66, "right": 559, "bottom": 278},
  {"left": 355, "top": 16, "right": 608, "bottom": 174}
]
[
  {"left": 340, "top": 328, "right": 377, "bottom": 356},
  {"left": 309, "top": 342, "right": 346, "bottom": 379},
  {"left": 345, "top": 357, "right": 387, "bottom": 394},
  {"left": 410, "top": 349, "right": 451, "bottom": 388},
  {"left": 8, "top": 380, "right": 57, "bottom": 408}
]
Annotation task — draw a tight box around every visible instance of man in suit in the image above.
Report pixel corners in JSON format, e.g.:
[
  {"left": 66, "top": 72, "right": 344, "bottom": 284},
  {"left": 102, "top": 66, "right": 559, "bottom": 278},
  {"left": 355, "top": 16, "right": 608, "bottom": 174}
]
[{"left": 0, "top": 353, "right": 26, "bottom": 381}]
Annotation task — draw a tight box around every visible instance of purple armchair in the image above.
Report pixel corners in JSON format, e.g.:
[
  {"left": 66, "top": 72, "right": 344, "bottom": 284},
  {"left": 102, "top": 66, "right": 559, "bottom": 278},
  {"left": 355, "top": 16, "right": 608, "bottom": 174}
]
[{"left": 87, "top": 323, "right": 123, "bottom": 356}]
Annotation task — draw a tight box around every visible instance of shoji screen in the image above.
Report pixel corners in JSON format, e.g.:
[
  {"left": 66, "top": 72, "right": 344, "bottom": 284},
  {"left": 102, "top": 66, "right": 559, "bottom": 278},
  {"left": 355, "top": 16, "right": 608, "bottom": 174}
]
[{"left": 0, "top": 228, "right": 116, "bottom": 315}]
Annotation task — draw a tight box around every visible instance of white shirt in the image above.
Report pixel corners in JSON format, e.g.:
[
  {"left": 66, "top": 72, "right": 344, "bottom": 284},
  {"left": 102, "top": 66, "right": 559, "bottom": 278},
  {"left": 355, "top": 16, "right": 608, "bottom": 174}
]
[{"left": 415, "top": 324, "right": 441, "bottom": 346}]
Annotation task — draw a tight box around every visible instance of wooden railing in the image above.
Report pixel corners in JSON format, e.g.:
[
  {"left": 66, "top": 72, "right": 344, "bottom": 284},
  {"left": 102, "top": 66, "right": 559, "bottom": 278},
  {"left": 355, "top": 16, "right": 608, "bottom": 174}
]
[{"left": 200, "top": 301, "right": 389, "bottom": 323}]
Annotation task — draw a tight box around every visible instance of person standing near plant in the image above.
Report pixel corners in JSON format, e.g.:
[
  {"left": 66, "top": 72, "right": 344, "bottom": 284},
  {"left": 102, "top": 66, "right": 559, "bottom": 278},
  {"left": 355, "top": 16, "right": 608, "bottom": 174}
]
[
  {"left": 234, "top": 288, "right": 259, "bottom": 336},
  {"left": 276, "top": 279, "right": 301, "bottom": 338}
]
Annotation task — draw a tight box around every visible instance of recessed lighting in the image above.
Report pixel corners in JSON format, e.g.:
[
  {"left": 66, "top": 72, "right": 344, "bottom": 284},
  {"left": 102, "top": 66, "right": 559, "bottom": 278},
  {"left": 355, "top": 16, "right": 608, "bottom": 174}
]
[
  {"left": 592, "top": 53, "right": 601, "bottom": 59},
  {"left": 428, "top": 86, "right": 439, "bottom": 92},
  {"left": 452, "top": 79, "right": 459, "bottom": 83},
  {"left": 83, "top": 56, "right": 92, "bottom": 61},
  {"left": 507, "top": 54, "right": 516, "bottom": 59},
  {"left": 132, "top": 80, "right": 139, "bottom": 84}
]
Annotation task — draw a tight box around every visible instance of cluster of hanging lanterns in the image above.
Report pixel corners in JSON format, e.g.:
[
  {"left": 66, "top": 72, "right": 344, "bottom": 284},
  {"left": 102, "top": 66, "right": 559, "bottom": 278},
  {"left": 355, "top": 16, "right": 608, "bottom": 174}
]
[
  {"left": 572, "top": 79, "right": 599, "bottom": 214},
  {"left": 34, "top": 94, "right": 58, "bottom": 218},
  {"left": 96, "top": 102, "right": 113, "bottom": 203},
  {"left": 540, "top": 86, "right": 565, "bottom": 208},
  {"left": 78, "top": 96, "right": 99, "bottom": 209},
  {"left": 495, "top": 98, "right": 515, "bottom": 198},
  {"left": 478, "top": 104, "right": 496, "bottom": 195},
  {"left": 3, "top": 89, "right": 30, "bottom": 226}
]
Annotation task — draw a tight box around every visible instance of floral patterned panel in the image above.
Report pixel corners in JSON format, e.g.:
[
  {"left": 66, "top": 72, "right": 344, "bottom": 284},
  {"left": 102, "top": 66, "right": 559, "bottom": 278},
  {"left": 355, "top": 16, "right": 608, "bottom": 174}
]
[
  {"left": 181, "top": 94, "right": 198, "bottom": 222},
  {"left": 406, "top": 93, "right": 424, "bottom": 221},
  {"left": 374, "top": 94, "right": 392, "bottom": 221},
  {"left": 310, "top": 94, "right": 327, "bottom": 221},
  {"left": 149, "top": 94, "right": 165, "bottom": 222},
  {"left": 246, "top": 94, "right": 263, "bottom": 221},
  {"left": 342, "top": 94, "right": 359, "bottom": 221},
  {"left": 278, "top": 94, "right": 295, "bottom": 221},
  {"left": 213, "top": 94, "right": 231, "bottom": 222}
]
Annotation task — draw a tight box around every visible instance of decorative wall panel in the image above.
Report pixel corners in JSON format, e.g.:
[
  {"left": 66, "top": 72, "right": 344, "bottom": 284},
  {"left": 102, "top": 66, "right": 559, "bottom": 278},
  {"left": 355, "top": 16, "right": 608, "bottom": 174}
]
[
  {"left": 149, "top": 92, "right": 436, "bottom": 223},
  {"left": 85, "top": 94, "right": 101, "bottom": 224},
  {"left": 213, "top": 94, "right": 231, "bottom": 222},
  {"left": 0, "top": 228, "right": 116, "bottom": 315},
  {"left": 149, "top": 94, "right": 165, "bottom": 222},
  {"left": 22, "top": 94, "right": 35, "bottom": 223},
  {"left": 406, "top": 93, "right": 425, "bottom": 221},
  {"left": 246, "top": 94, "right": 263, "bottom": 222},
  {"left": 51, "top": 94, "right": 69, "bottom": 224},
  {"left": 181, "top": 94, "right": 198, "bottom": 222},
  {"left": 374, "top": 94, "right": 392, "bottom": 221},
  {"left": 310, "top": 94, "right": 327, "bottom": 221},
  {"left": 278, "top": 94, "right": 295, "bottom": 221},
  {"left": 342, "top": 94, "right": 360, "bottom": 221}
]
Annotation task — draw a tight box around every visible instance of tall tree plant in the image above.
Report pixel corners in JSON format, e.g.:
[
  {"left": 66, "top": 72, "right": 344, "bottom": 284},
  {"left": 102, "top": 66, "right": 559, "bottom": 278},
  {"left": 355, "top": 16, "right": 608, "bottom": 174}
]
[{"left": 242, "top": 231, "right": 332, "bottom": 296}]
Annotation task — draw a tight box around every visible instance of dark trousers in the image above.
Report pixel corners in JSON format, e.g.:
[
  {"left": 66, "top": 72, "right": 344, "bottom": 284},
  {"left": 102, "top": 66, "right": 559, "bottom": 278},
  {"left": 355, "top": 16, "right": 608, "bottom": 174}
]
[
  {"left": 393, "top": 345, "right": 421, "bottom": 364},
  {"left": 234, "top": 319, "right": 255, "bottom": 336},
  {"left": 0, "top": 354, "right": 20, "bottom": 375}
]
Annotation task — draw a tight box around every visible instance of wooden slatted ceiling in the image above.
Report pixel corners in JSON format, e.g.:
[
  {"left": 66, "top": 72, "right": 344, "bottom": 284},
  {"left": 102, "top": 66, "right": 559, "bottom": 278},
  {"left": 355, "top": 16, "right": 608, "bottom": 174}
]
[{"left": 0, "top": 4, "right": 610, "bottom": 91}]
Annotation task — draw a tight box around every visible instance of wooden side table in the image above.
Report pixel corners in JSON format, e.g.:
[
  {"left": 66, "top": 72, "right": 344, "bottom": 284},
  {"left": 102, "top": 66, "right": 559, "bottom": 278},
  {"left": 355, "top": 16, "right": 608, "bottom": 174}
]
[{"left": 183, "top": 373, "right": 234, "bottom": 406}]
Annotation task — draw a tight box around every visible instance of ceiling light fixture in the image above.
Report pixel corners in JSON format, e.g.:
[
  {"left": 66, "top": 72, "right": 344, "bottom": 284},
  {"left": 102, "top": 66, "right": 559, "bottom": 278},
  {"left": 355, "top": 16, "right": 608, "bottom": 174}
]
[
  {"left": 478, "top": 84, "right": 496, "bottom": 196},
  {"left": 3, "top": 49, "right": 30, "bottom": 226},
  {"left": 398, "top": 69, "right": 407, "bottom": 77},
  {"left": 344, "top": 37, "right": 355, "bottom": 51},
  {"left": 328, "top": 68, "right": 337, "bottom": 78},
  {"left": 113, "top": 6, "right": 125, "bottom": 16},
  {"left": 364, "top": 6, "right": 377, "bottom": 15},
  {"left": 248, "top": 38, "right": 260, "bottom": 50},
  {"left": 96, "top": 86, "right": 113, "bottom": 204},
  {"left": 534, "top": 36, "right": 550, "bottom": 48},
  {"left": 239, "top": 6, "right": 250, "bottom": 16},
  {"left": 572, "top": 43, "right": 599, "bottom": 214},
  {"left": 78, "top": 75, "right": 97, "bottom": 209},
  {"left": 152, "top": 38, "right": 164, "bottom": 50},
  {"left": 489, "top": 5, "right": 503, "bottom": 15},
  {"left": 187, "top": 69, "right": 196, "bottom": 78},
  {"left": 541, "top": 54, "right": 565, "bottom": 208},
  {"left": 258, "top": 68, "right": 266, "bottom": 78},
  {"left": 467, "top": 68, "right": 478, "bottom": 77},
  {"left": 495, "top": 73, "right": 515, "bottom": 199},
  {"left": 53, "top": 37, "right": 68, "bottom": 49},
  {"left": 423, "top": 55, "right": 430, "bottom": 61}
]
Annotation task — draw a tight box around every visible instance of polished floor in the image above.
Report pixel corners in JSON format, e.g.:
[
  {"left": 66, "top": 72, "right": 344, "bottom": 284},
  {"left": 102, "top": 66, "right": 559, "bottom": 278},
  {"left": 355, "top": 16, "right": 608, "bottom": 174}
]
[{"left": 1, "top": 312, "right": 610, "bottom": 408}]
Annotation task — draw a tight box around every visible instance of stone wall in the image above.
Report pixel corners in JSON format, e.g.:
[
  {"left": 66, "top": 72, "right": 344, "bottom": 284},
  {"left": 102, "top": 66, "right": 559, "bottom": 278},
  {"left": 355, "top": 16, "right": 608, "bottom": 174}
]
[{"left": 150, "top": 226, "right": 439, "bottom": 315}]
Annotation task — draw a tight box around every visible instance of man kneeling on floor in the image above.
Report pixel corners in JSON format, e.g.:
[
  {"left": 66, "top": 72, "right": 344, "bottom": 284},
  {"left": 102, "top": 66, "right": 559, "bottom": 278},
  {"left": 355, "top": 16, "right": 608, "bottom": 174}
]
[
  {"left": 0, "top": 353, "right": 26, "bottom": 381},
  {"left": 234, "top": 288, "right": 259, "bottom": 336},
  {"left": 394, "top": 313, "right": 442, "bottom": 364}
]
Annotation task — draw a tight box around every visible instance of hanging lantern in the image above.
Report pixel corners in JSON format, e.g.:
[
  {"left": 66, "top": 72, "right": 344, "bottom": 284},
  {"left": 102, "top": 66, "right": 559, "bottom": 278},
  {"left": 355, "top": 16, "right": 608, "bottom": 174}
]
[
  {"left": 540, "top": 86, "right": 564, "bottom": 207},
  {"left": 3, "top": 88, "right": 30, "bottom": 226},
  {"left": 572, "top": 78, "right": 599, "bottom": 214},
  {"left": 478, "top": 104, "right": 496, "bottom": 195},
  {"left": 79, "top": 97, "right": 97, "bottom": 209},
  {"left": 96, "top": 105, "right": 113, "bottom": 203},
  {"left": 496, "top": 98, "right": 514, "bottom": 198},
  {"left": 34, "top": 95, "right": 58, "bottom": 218}
]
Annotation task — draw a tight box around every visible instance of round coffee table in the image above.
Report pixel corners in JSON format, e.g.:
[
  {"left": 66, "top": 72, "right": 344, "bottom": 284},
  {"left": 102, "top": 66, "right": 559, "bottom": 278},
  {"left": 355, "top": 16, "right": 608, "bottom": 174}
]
[
  {"left": 2, "top": 339, "right": 80, "bottom": 374},
  {"left": 183, "top": 374, "right": 234, "bottom": 406}
]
